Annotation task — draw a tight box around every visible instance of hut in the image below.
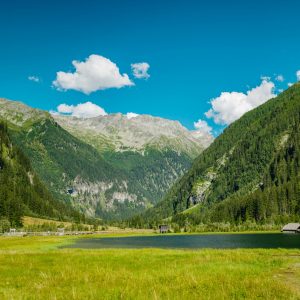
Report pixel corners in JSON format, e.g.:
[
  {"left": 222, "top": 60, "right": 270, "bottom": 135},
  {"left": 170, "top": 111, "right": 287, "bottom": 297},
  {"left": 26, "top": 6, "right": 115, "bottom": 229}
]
[
  {"left": 57, "top": 228, "right": 65, "bottom": 236},
  {"left": 159, "top": 225, "right": 169, "bottom": 234},
  {"left": 281, "top": 223, "right": 300, "bottom": 233}
]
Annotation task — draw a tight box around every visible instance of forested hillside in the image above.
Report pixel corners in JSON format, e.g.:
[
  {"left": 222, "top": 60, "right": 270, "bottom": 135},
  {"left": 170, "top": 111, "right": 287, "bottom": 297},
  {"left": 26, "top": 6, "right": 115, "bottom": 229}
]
[
  {"left": 0, "top": 98, "right": 207, "bottom": 220},
  {"left": 0, "top": 122, "right": 84, "bottom": 227},
  {"left": 142, "top": 83, "right": 300, "bottom": 226}
]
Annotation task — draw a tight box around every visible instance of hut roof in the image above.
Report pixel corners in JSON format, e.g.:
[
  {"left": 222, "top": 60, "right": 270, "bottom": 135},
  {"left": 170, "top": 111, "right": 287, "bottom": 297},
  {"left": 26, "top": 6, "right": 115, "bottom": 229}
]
[{"left": 282, "top": 223, "right": 300, "bottom": 231}]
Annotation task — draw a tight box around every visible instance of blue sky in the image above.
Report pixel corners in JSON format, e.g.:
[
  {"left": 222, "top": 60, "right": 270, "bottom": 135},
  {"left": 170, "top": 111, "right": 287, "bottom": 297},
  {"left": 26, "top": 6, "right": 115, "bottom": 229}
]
[{"left": 1, "top": 0, "right": 300, "bottom": 134}]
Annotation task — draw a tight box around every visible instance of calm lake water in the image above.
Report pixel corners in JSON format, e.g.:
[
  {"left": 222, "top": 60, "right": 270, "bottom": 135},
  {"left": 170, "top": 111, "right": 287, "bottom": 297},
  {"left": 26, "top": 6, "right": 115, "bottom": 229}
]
[{"left": 66, "top": 233, "right": 300, "bottom": 249}]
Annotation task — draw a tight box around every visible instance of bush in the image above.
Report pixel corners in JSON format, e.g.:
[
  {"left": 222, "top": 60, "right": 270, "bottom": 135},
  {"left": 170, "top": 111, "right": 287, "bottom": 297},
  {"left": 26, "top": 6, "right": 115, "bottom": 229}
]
[{"left": 0, "top": 218, "right": 10, "bottom": 233}]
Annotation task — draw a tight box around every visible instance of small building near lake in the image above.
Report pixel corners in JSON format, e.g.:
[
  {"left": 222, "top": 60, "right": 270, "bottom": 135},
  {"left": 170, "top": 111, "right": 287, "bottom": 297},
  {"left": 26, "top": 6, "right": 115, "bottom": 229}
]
[
  {"left": 159, "top": 225, "right": 169, "bottom": 234},
  {"left": 57, "top": 228, "right": 65, "bottom": 236},
  {"left": 281, "top": 223, "right": 300, "bottom": 233}
]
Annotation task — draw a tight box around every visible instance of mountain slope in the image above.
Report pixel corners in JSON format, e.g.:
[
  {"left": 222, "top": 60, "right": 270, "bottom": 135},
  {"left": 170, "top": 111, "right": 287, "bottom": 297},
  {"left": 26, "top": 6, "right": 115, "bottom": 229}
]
[
  {"left": 53, "top": 113, "right": 209, "bottom": 219},
  {"left": 0, "top": 98, "right": 209, "bottom": 220},
  {"left": 53, "top": 113, "right": 211, "bottom": 155},
  {"left": 143, "top": 83, "right": 300, "bottom": 225},
  {"left": 0, "top": 121, "right": 83, "bottom": 227}
]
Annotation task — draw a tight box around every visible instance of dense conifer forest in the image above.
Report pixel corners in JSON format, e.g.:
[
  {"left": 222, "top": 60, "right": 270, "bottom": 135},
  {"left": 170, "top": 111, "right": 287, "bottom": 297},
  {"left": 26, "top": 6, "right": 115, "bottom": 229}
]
[
  {"left": 139, "top": 83, "right": 300, "bottom": 227},
  {"left": 0, "top": 122, "right": 84, "bottom": 227}
]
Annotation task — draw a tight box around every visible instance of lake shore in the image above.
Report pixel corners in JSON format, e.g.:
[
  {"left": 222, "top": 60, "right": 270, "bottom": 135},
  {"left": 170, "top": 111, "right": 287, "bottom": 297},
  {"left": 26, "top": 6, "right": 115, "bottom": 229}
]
[
  {"left": 77, "top": 229, "right": 282, "bottom": 240},
  {"left": 0, "top": 235, "right": 300, "bottom": 299}
]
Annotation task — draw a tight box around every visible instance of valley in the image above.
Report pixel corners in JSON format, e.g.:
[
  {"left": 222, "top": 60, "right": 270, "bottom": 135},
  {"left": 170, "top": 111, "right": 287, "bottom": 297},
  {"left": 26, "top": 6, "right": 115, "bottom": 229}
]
[
  {"left": 2, "top": 1, "right": 300, "bottom": 299},
  {"left": 0, "top": 98, "right": 208, "bottom": 222}
]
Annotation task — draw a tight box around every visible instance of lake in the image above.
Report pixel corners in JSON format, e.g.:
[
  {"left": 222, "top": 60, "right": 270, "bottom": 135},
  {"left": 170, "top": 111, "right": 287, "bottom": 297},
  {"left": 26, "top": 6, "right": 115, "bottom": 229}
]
[{"left": 65, "top": 233, "right": 300, "bottom": 249}]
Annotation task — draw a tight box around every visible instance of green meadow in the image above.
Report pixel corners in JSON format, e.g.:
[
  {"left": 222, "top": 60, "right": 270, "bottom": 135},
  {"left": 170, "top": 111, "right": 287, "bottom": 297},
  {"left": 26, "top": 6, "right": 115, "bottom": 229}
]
[{"left": 0, "top": 235, "right": 300, "bottom": 300}]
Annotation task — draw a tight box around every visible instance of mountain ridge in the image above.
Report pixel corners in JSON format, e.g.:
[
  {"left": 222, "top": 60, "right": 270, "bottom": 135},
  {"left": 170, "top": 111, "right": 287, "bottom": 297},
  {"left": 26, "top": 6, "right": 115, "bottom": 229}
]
[
  {"left": 0, "top": 97, "right": 210, "bottom": 220},
  {"left": 53, "top": 112, "right": 212, "bottom": 155},
  {"left": 141, "top": 83, "right": 300, "bottom": 226}
]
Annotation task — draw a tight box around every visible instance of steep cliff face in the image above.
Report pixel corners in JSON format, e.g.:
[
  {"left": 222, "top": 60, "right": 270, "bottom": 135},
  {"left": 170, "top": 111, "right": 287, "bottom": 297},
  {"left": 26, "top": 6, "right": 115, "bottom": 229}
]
[{"left": 0, "top": 98, "right": 210, "bottom": 220}]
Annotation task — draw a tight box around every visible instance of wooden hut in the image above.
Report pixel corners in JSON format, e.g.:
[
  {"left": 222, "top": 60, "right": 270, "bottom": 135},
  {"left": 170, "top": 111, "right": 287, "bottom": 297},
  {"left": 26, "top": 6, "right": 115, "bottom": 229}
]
[
  {"left": 281, "top": 223, "right": 300, "bottom": 233},
  {"left": 159, "top": 225, "right": 168, "bottom": 234}
]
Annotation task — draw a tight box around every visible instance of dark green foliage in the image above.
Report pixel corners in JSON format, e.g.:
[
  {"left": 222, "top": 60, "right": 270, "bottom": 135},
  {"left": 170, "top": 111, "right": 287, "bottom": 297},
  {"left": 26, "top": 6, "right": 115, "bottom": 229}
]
[
  {"left": 94, "top": 147, "right": 191, "bottom": 220},
  {"left": 9, "top": 117, "right": 193, "bottom": 220},
  {"left": 0, "top": 121, "right": 84, "bottom": 226},
  {"left": 11, "top": 119, "right": 124, "bottom": 197},
  {"left": 143, "top": 83, "right": 300, "bottom": 225},
  {"left": 103, "top": 147, "right": 191, "bottom": 205}
]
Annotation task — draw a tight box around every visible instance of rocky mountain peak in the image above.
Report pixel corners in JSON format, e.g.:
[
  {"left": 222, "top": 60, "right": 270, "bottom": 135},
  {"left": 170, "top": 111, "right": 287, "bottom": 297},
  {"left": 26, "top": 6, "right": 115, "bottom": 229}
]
[{"left": 53, "top": 113, "right": 213, "bottom": 155}]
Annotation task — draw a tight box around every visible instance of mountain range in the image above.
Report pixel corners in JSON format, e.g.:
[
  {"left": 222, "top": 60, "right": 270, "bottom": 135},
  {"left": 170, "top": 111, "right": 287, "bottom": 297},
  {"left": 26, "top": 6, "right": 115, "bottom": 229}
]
[
  {"left": 0, "top": 98, "right": 210, "bottom": 220},
  {"left": 2, "top": 83, "right": 300, "bottom": 226}
]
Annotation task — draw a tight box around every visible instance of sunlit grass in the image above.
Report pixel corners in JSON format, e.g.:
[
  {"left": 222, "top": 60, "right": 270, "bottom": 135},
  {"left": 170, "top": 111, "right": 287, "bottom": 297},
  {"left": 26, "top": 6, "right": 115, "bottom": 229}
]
[{"left": 0, "top": 236, "right": 299, "bottom": 299}]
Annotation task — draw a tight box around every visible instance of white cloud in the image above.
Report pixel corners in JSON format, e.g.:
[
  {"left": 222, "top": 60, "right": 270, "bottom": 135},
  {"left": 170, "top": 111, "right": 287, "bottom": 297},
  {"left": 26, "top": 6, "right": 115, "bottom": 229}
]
[
  {"left": 57, "top": 103, "right": 74, "bottom": 114},
  {"left": 193, "top": 119, "right": 212, "bottom": 135},
  {"left": 191, "top": 119, "right": 214, "bottom": 146},
  {"left": 297, "top": 70, "right": 300, "bottom": 81},
  {"left": 126, "top": 112, "right": 139, "bottom": 119},
  {"left": 53, "top": 54, "right": 134, "bottom": 94},
  {"left": 260, "top": 76, "right": 271, "bottom": 81},
  {"left": 28, "top": 75, "right": 40, "bottom": 83},
  {"left": 288, "top": 82, "right": 293, "bottom": 87},
  {"left": 131, "top": 62, "right": 150, "bottom": 79},
  {"left": 275, "top": 74, "right": 284, "bottom": 82},
  {"left": 55, "top": 101, "right": 107, "bottom": 118},
  {"left": 205, "top": 79, "right": 276, "bottom": 125}
]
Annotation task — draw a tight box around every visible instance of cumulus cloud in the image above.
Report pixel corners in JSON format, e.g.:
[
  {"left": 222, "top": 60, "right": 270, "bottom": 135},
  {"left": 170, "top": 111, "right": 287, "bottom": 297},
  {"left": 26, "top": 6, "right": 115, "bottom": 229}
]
[
  {"left": 53, "top": 54, "right": 134, "bottom": 94},
  {"left": 126, "top": 112, "right": 139, "bottom": 119},
  {"left": 194, "top": 119, "right": 212, "bottom": 135},
  {"left": 28, "top": 75, "right": 40, "bottom": 82},
  {"left": 288, "top": 82, "right": 293, "bottom": 87},
  {"left": 297, "top": 70, "right": 300, "bottom": 81},
  {"left": 205, "top": 79, "right": 276, "bottom": 125},
  {"left": 260, "top": 76, "right": 271, "bottom": 81},
  {"left": 54, "top": 101, "right": 107, "bottom": 118},
  {"left": 191, "top": 119, "right": 214, "bottom": 146},
  {"left": 131, "top": 62, "right": 150, "bottom": 79},
  {"left": 275, "top": 74, "right": 284, "bottom": 82}
]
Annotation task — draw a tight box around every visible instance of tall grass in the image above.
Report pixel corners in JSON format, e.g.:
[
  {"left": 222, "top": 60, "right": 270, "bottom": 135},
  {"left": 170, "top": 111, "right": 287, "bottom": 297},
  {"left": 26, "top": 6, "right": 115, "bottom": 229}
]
[{"left": 0, "top": 236, "right": 299, "bottom": 299}]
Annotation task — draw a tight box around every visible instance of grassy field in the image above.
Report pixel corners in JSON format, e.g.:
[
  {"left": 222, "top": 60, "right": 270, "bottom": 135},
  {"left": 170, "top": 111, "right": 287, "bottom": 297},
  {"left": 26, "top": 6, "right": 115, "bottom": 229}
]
[
  {"left": 22, "top": 216, "right": 154, "bottom": 234},
  {"left": 22, "top": 216, "right": 75, "bottom": 227},
  {"left": 0, "top": 235, "right": 299, "bottom": 299}
]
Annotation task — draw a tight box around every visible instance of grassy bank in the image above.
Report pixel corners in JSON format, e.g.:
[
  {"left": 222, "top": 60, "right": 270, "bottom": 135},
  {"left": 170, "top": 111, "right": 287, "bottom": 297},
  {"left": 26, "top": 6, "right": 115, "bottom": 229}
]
[{"left": 0, "top": 236, "right": 299, "bottom": 299}]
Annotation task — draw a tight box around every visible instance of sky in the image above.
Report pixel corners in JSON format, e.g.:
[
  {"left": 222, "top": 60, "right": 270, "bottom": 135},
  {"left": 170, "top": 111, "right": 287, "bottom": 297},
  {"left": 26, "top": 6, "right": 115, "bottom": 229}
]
[{"left": 1, "top": 0, "right": 300, "bottom": 136}]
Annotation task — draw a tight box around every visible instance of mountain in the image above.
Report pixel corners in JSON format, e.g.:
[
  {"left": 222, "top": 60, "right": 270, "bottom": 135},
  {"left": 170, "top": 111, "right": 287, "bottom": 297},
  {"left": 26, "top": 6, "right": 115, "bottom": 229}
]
[
  {"left": 0, "top": 98, "right": 210, "bottom": 220},
  {"left": 142, "top": 83, "right": 300, "bottom": 226},
  {"left": 0, "top": 121, "right": 83, "bottom": 227},
  {"left": 53, "top": 113, "right": 210, "bottom": 220},
  {"left": 53, "top": 113, "right": 211, "bottom": 155}
]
